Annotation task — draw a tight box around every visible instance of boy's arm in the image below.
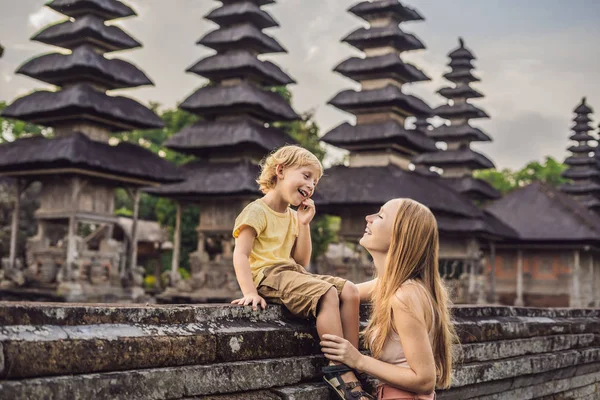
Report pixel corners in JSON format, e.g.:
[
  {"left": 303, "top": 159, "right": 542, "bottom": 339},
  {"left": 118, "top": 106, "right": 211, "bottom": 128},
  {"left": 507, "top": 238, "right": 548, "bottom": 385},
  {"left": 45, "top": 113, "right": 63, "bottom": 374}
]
[
  {"left": 293, "top": 223, "right": 312, "bottom": 267},
  {"left": 231, "top": 227, "right": 266, "bottom": 310}
]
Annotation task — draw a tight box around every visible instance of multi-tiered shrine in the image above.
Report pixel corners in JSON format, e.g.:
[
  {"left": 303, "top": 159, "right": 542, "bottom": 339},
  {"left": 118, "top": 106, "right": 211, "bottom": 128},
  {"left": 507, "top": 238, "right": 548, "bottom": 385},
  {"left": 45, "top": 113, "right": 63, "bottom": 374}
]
[
  {"left": 317, "top": 1, "right": 512, "bottom": 296},
  {"left": 413, "top": 38, "right": 500, "bottom": 202},
  {"left": 149, "top": 0, "right": 298, "bottom": 302},
  {"left": 0, "top": 0, "right": 181, "bottom": 301},
  {"left": 560, "top": 98, "right": 600, "bottom": 215}
]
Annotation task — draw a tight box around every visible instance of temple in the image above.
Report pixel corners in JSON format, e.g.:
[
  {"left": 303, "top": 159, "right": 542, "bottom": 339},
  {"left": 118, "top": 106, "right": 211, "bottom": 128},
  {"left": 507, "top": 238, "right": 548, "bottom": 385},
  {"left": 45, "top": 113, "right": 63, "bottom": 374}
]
[
  {"left": 316, "top": 0, "right": 515, "bottom": 303},
  {"left": 148, "top": 0, "right": 298, "bottom": 302},
  {"left": 413, "top": 38, "right": 500, "bottom": 203},
  {"left": 0, "top": 0, "right": 182, "bottom": 302}
]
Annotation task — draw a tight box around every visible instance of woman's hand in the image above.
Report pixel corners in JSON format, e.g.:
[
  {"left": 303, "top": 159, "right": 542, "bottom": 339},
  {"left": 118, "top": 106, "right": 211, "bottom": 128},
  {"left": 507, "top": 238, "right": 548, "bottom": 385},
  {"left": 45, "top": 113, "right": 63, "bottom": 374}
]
[{"left": 320, "top": 334, "right": 365, "bottom": 370}]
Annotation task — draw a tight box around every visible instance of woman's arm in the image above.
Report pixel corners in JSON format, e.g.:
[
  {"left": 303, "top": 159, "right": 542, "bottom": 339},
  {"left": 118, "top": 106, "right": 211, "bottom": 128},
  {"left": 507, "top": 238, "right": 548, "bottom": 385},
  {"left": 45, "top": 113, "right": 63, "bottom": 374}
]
[
  {"left": 356, "top": 278, "right": 378, "bottom": 303},
  {"left": 321, "top": 285, "right": 437, "bottom": 394}
]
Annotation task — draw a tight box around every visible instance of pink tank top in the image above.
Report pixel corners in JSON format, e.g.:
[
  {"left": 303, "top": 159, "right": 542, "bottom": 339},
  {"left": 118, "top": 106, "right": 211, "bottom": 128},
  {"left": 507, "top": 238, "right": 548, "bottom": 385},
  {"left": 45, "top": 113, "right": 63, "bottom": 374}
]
[{"left": 376, "top": 281, "right": 436, "bottom": 368}]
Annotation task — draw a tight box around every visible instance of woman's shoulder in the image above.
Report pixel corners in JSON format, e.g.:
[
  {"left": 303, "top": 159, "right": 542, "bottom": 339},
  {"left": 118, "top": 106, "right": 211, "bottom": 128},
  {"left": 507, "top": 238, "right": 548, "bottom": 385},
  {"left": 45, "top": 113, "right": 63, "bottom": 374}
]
[{"left": 391, "top": 280, "right": 430, "bottom": 316}]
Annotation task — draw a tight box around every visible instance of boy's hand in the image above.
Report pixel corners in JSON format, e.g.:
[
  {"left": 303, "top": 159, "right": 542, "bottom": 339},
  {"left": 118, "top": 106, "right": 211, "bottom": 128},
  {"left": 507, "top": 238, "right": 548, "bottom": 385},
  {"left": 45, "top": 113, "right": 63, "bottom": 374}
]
[
  {"left": 298, "top": 198, "right": 316, "bottom": 225},
  {"left": 231, "top": 292, "right": 267, "bottom": 311}
]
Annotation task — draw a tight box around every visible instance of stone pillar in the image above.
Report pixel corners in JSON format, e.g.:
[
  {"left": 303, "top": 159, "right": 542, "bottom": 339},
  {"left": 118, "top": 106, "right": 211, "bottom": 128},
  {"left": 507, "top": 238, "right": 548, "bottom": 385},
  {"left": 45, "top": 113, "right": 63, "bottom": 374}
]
[
  {"left": 488, "top": 242, "right": 497, "bottom": 304},
  {"left": 170, "top": 202, "right": 182, "bottom": 284},
  {"left": 8, "top": 180, "right": 22, "bottom": 271},
  {"left": 515, "top": 249, "right": 524, "bottom": 307},
  {"left": 570, "top": 249, "right": 582, "bottom": 308},
  {"left": 65, "top": 178, "right": 82, "bottom": 281}
]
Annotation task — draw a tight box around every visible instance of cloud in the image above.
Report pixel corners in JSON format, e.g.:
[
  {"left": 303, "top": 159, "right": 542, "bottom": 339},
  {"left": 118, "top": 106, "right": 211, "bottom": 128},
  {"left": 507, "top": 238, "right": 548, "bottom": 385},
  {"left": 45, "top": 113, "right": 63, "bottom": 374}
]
[{"left": 28, "top": 7, "right": 58, "bottom": 30}]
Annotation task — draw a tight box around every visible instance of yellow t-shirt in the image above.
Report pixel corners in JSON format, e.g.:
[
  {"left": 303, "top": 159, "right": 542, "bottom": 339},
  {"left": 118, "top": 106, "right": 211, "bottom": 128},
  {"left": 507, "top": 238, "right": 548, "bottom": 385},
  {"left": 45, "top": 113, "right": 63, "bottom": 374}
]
[{"left": 233, "top": 199, "right": 299, "bottom": 285}]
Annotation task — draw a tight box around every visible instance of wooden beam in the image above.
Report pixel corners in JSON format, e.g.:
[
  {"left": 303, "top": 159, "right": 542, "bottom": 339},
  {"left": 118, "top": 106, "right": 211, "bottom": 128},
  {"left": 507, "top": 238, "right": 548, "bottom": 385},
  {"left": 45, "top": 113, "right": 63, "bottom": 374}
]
[
  {"left": 170, "top": 202, "right": 182, "bottom": 284},
  {"left": 514, "top": 249, "right": 524, "bottom": 307},
  {"left": 0, "top": 168, "right": 160, "bottom": 187},
  {"left": 489, "top": 241, "right": 496, "bottom": 304},
  {"left": 128, "top": 188, "right": 141, "bottom": 284},
  {"left": 8, "top": 179, "right": 22, "bottom": 270}
]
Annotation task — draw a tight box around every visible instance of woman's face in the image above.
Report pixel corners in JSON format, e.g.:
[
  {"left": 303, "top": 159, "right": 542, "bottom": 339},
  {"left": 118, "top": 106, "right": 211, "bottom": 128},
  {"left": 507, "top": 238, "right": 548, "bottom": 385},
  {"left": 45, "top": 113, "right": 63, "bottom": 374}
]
[{"left": 359, "top": 199, "right": 402, "bottom": 254}]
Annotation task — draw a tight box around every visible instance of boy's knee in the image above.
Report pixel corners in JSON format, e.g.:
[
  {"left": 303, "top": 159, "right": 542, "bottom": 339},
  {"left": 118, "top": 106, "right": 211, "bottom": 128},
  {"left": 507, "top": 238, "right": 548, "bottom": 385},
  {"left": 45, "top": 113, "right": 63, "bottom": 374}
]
[
  {"left": 319, "top": 287, "right": 340, "bottom": 309},
  {"left": 341, "top": 282, "right": 359, "bottom": 303}
]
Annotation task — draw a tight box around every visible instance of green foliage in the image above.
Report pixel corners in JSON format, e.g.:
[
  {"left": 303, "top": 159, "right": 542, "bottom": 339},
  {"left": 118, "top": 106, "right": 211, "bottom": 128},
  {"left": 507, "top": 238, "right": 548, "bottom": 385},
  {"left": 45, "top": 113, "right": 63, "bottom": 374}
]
[
  {"left": 475, "top": 156, "right": 568, "bottom": 195},
  {"left": 310, "top": 215, "right": 340, "bottom": 262},
  {"left": 0, "top": 101, "right": 51, "bottom": 143},
  {"left": 144, "top": 275, "right": 157, "bottom": 289}
]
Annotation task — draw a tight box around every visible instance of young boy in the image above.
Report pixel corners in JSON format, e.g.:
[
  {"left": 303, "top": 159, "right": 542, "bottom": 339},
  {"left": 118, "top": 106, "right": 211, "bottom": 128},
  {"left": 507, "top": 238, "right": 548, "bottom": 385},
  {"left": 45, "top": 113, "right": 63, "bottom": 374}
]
[{"left": 231, "top": 145, "right": 373, "bottom": 400}]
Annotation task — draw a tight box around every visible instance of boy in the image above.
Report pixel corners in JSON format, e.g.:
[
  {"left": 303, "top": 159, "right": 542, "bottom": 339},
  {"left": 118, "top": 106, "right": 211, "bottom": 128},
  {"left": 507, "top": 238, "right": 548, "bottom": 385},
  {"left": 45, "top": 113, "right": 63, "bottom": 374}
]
[{"left": 231, "top": 145, "right": 373, "bottom": 400}]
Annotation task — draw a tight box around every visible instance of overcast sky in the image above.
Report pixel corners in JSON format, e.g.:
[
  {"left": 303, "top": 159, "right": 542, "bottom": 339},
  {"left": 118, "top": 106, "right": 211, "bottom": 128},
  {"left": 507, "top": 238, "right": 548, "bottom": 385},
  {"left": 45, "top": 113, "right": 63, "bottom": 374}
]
[{"left": 1, "top": 0, "right": 600, "bottom": 169}]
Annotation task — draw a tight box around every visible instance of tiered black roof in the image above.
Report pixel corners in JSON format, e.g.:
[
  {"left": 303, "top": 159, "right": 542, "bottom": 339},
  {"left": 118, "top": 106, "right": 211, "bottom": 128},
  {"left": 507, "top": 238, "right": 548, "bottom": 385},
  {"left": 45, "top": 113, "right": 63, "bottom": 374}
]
[
  {"left": 157, "top": 0, "right": 297, "bottom": 198},
  {"left": 560, "top": 98, "right": 600, "bottom": 213},
  {"left": 319, "top": 2, "right": 510, "bottom": 239},
  {"left": 414, "top": 38, "right": 499, "bottom": 202},
  {"left": 0, "top": 0, "right": 180, "bottom": 185},
  {"left": 0, "top": 133, "right": 182, "bottom": 185},
  {"left": 0, "top": 42, "right": 4, "bottom": 58}
]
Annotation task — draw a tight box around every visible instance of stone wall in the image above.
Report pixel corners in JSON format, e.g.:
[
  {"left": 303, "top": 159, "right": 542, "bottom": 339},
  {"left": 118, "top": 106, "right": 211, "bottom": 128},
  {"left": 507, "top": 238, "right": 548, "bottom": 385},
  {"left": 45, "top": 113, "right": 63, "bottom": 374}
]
[{"left": 0, "top": 302, "right": 598, "bottom": 399}]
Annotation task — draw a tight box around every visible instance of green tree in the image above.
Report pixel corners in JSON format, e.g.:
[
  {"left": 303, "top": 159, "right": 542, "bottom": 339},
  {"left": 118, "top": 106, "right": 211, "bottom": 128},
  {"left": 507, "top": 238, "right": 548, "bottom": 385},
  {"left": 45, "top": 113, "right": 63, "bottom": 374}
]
[
  {"left": 0, "top": 101, "right": 51, "bottom": 143},
  {"left": 475, "top": 156, "right": 568, "bottom": 195}
]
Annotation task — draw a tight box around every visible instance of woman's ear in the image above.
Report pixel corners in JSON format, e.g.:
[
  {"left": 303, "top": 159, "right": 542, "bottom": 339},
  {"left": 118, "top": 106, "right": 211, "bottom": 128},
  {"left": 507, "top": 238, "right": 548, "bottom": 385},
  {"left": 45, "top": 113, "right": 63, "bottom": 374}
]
[{"left": 276, "top": 165, "right": 284, "bottom": 180}]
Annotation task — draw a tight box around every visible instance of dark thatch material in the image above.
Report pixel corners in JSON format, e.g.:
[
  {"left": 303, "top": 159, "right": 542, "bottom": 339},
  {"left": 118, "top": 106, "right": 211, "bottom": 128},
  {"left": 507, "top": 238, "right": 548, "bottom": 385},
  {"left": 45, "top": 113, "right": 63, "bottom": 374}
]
[
  {"left": 571, "top": 122, "right": 594, "bottom": 132},
  {"left": 448, "top": 58, "right": 473, "bottom": 69},
  {"left": 559, "top": 182, "right": 600, "bottom": 195},
  {"left": 165, "top": 117, "right": 295, "bottom": 157},
  {"left": 438, "top": 85, "right": 483, "bottom": 100},
  {"left": 427, "top": 124, "right": 491, "bottom": 142},
  {"left": 565, "top": 156, "right": 597, "bottom": 166},
  {"left": 486, "top": 181, "right": 600, "bottom": 243},
  {"left": 315, "top": 165, "right": 483, "bottom": 218},
  {"left": 562, "top": 168, "right": 600, "bottom": 180},
  {"left": 199, "top": 23, "right": 286, "bottom": 54},
  {"left": 567, "top": 144, "right": 595, "bottom": 153},
  {"left": 413, "top": 148, "right": 495, "bottom": 170},
  {"left": 17, "top": 45, "right": 152, "bottom": 89},
  {"left": 448, "top": 38, "right": 476, "bottom": 60},
  {"left": 334, "top": 54, "right": 429, "bottom": 83},
  {"left": 441, "top": 176, "right": 501, "bottom": 201},
  {"left": 443, "top": 69, "right": 480, "bottom": 83},
  {"left": 187, "top": 52, "right": 294, "bottom": 86},
  {"left": 322, "top": 121, "right": 437, "bottom": 153},
  {"left": 570, "top": 133, "right": 595, "bottom": 142},
  {"left": 348, "top": 0, "right": 424, "bottom": 23},
  {"left": 0, "top": 132, "right": 182, "bottom": 184},
  {"left": 413, "top": 165, "right": 439, "bottom": 177},
  {"left": 146, "top": 159, "right": 261, "bottom": 199},
  {"left": 574, "top": 114, "right": 592, "bottom": 123},
  {"left": 329, "top": 85, "right": 433, "bottom": 117},
  {"left": 179, "top": 82, "right": 299, "bottom": 122},
  {"left": 47, "top": 0, "right": 136, "bottom": 20},
  {"left": 220, "top": 0, "right": 275, "bottom": 5},
  {"left": 342, "top": 25, "right": 425, "bottom": 52},
  {"left": 574, "top": 97, "right": 593, "bottom": 114},
  {"left": 481, "top": 210, "right": 519, "bottom": 239},
  {"left": 206, "top": 2, "right": 278, "bottom": 29},
  {"left": 0, "top": 42, "right": 4, "bottom": 58},
  {"left": 32, "top": 15, "right": 141, "bottom": 52},
  {"left": 1, "top": 83, "right": 164, "bottom": 132},
  {"left": 435, "top": 103, "right": 489, "bottom": 120}
]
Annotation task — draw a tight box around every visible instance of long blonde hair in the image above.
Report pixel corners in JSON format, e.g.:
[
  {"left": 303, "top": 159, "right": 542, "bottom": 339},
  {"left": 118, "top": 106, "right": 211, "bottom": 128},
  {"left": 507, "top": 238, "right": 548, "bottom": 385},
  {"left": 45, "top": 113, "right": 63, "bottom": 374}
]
[{"left": 363, "top": 199, "right": 457, "bottom": 389}]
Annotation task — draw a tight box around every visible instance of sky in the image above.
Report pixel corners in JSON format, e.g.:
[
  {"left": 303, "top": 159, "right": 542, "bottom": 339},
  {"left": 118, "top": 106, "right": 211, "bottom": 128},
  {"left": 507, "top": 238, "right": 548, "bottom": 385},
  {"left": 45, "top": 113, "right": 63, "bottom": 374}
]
[{"left": 1, "top": 0, "right": 600, "bottom": 169}]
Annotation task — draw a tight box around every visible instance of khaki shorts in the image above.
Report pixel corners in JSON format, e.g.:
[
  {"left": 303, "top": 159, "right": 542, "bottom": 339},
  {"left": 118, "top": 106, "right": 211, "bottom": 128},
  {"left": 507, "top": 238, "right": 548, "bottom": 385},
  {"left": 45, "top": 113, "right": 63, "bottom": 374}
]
[{"left": 256, "top": 264, "right": 347, "bottom": 318}]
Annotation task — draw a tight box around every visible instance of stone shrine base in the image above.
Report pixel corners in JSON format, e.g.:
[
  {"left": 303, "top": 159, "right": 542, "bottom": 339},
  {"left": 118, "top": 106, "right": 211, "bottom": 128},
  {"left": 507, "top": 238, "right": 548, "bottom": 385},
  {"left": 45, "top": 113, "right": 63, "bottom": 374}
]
[{"left": 0, "top": 303, "right": 598, "bottom": 399}]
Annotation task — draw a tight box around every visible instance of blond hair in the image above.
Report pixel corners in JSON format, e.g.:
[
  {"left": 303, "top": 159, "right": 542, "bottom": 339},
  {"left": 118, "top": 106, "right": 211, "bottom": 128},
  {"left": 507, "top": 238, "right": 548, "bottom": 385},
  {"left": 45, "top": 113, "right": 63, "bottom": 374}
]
[
  {"left": 363, "top": 199, "right": 457, "bottom": 389},
  {"left": 257, "top": 145, "right": 323, "bottom": 194}
]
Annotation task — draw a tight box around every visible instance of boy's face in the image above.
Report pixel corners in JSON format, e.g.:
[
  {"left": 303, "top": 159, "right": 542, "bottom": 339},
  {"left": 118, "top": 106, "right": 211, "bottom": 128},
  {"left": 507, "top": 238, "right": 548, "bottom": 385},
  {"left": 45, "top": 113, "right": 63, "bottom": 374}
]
[{"left": 276, "top": 165, "right": 320, "bottom": 207}]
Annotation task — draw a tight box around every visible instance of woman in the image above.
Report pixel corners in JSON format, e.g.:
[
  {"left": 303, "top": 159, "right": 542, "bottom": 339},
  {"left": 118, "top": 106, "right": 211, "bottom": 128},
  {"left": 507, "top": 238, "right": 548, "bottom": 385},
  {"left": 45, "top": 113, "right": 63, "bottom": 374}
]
[{"left": 321, "top": 198, "right": 457, "bottom": 399}]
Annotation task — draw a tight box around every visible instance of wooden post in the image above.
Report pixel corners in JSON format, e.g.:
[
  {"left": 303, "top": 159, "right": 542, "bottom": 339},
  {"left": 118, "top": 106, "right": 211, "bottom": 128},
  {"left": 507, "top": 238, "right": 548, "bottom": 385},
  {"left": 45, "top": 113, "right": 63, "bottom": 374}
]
[
  {"left": 588, "top": 255, "right": 594, "bottom": 308},
  {"left": 489, "top": 241, "right": 497, "bottom": 304},
  {"left": 8, "top": 179, "right": 22, "bottom": 270},
  {"left": 170, "top": 202, "right": 182, "bottom": 284},
  {"left": 570, "top": 249, "right": 581, "bottom": 307},
  {"left": 65, "top": 178, "right": 81, "bottom": 281},
  {"left": 515, "top": 249, "right": 524, "bottom": 306},
  {"left": 128, "top": 188, "right": 141, "bottom": 281}
]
